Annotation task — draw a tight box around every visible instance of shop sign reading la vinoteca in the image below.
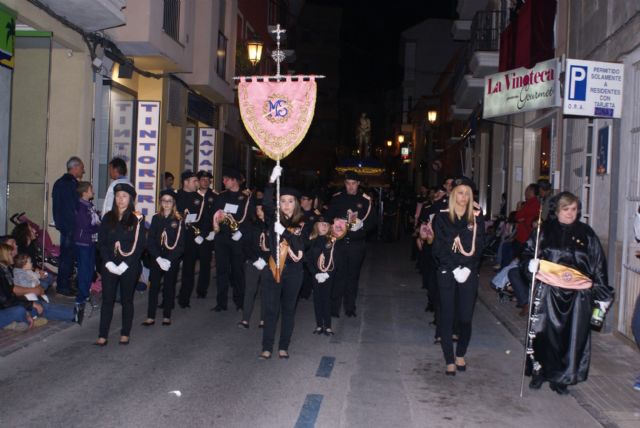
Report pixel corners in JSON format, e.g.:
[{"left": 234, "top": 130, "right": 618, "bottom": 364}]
[{"left": 483, "top": 58, "right": 561, "bottom": 118}]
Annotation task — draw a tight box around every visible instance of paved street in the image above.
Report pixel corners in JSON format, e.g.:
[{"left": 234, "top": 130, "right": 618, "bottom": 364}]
[{"left": 0, "top": 240, "right": 611, "bottom": 427}]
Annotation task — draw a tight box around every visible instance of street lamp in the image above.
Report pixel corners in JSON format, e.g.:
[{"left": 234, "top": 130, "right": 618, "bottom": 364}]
[
  {"left": 397, "top": 135, "right": 404, "bottom": 144},
  {"left": 247, "top": 40, "right": 263, "bottom": 66},
  {"left": 427, "top": 110, "right": 438, "bottom": 124},
  {"left": 386, "top": 139, "right": 393, "bottom": 147}
]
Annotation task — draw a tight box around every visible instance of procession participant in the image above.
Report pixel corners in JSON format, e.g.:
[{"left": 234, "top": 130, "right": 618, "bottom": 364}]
[
  {"left": 259, "top": 169, "right": 306, "bottom": 359},
  {"left": 238, "top": 199, "right": 268, "bottom": 329},
  {"left": 305, "top": 217, "right": 345, "bottom": 336},
  {"left": 142, "top": 189, "right": 185, "bottom": 327},
  {"left": 212, "top": 167, "right": 254, "bottom": 312},
  {"left": 175, "top": 170, "right": 214, "bottom": 308},
  {"left": 325, "top": 170, "right": 375, "bottom": 318},
  {"left": 299, "top": 189, "right": 321, "bottom": 300},
  {"left": 432, "top": 177, "right": 484, "bottom": 375},
  {"left": 95, "top": 183, "right": 145, "bottom": 346},
  {"left": 194, "top": 170, "right": 217, "bottom": 299},
  {"left": 522, "top": 192, "right": 614, "bottom": 395}
]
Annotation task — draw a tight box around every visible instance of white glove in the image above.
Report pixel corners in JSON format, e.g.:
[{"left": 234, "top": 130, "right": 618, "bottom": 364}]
[
  {"left": 117, "top": 262, "right": 129, "bottom": 274},
  {"left": 232, "top": 231, "right": 243, "bottom": 241},
  {"left": 253, "top": 258, "right": 267, "bottom": 271},
  {"left": 195, "top": 236, "right": 204, "bottom": 245},
  {"left": 269, "top": 165, "right": 283, "bottom": 183},
  {"left": 595, "top": 300, "right": 611, "bottom": 313},
  {"left": 206, "top": 231, "right": 216, "bottom": 241},
  {"left": 105, "top": 262, "right": 120, "bottom": 275},
  {"left": 315, "top": 272, "right": 330, "bottom": 283},
  {"left": 452, "top": 266, "right": 471, "bottom": 283},
  {"left": 156, "top": 257, "right": 171, "bottom": 271},
  {"left": 528, "top": 258, "right": 540, "bottom": 274},
  {"left": 274, "top": 222, "right": 286, "bottom": 235},
  {"left": 350, "top": 218, "right": 363, "bottom": 232}
]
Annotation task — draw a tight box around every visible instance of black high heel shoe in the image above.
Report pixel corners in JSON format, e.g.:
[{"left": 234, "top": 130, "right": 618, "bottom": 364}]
[
  {"left": 445, "top": 364, "right": 456, "bottom": 376},
  {"left": 258, "top": 351, "right": 271, "bottom": 360},
  {"left": 455, "top": 357, "right": 466, "bottom": 372},
  {"left": 312, "top": 327, "right": 324, "bottom": 335},
  {"left": 278, "top": 350, "right": 290, "bottom": 359},
  {"left": 324, "top": 328, "right": 335, "bottom": 336},
  {"left": 93, "top": 338, "right": 108, "bottom": 347},
  {"left": 549, "top": 382, "right": 569, "bottom": 395}
]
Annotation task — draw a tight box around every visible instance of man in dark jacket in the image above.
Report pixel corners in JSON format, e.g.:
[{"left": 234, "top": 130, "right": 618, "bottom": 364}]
[{"left": 52, "top": 156, "right": 84, "bottom": 296}]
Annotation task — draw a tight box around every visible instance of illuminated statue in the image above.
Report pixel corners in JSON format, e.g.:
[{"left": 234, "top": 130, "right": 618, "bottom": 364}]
[{"left": 356, "top": 113, "right": 371, "bottom": 158}]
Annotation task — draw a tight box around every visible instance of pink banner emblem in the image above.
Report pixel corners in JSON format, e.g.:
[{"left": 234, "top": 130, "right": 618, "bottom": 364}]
[{"left": 238, "top": 76, "right": 317, "bottom": 161}]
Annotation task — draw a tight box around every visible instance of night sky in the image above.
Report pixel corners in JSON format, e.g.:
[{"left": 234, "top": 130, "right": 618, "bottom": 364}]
[{"left": 335, "top": 0, "right": 458, "bottom": 93}]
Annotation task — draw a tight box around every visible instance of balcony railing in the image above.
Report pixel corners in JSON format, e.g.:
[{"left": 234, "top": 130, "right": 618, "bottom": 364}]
[
  {"left": 217, "top": 31, "right": 228, "bottom": 79},
  {"left": 163, "top": 0, "right": 181, "bottom": 42},
  {"left": 469, "top": 10, "right": 506, "bottom": 52}
]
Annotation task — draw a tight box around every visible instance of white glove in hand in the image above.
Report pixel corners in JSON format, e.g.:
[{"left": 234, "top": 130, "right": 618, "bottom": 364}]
[
  {"left": 315, "top": 273, "right": 330, "bottom": 283},
  {"left": 156, "top": 257, "right": 171, "bottom": 271},
  {"left": 350, "top": 218, "right": 364, "bottom": 232},
  {"left": 452, "top": 266, "right": 471, "bottom": 283},
  {"left": 253, "top": 258, "right": 267, "bottom": 271},
  {"left": 232, "top": 231, "right": 243, "bottom": 241},
  {"left": 195, "top": 236, "right": 204, "bottom": 245},
  {"left": 105, "top": 262, "right": 120, "bottom": 275},
  {"left": 206, "top": 231, "right": 216, "bottom": 241},
  {"left": 117, "top": 262, "right": 129, "bottom": 274},
  {"left": 269, "top": 165, "right": 283, "bottom": 183},
  {"left": 596, "top": 300, "right": 611, "bottom": 312},
  {"left": 528, "top": 258, "right": 540, "bottom": 274},
  {"left": 274, "top": 222, "right": 286, "bottom": 235}
]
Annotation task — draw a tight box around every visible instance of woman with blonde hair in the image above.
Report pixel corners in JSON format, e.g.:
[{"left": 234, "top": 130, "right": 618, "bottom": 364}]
[
  {"left": 142, "top": 189, "right": 184, "bottom": 327},
  {"left": 432, "top": 177, "right": 485, "bottom": 376}
]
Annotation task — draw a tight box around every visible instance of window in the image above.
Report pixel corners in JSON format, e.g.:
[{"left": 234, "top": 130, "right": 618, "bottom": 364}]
[
  {"left": 163, "top": 0, "right": 181, "bottom": 42},
  {"left": 216, "top": 31, "right": 228, "bottom": 79}
]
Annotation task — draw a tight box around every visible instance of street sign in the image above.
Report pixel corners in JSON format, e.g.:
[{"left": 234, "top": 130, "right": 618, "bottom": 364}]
[
  {"left": 483, "top": 58, "right": 561, "bottom": 118},
  {"left": 135, "top": 101, "right": 161, "bottom": 222},
  {"left": 563, "top": 59, "right": 624, "bottom": 118}
]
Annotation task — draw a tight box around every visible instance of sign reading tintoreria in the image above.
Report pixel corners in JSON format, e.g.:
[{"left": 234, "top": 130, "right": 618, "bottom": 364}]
[{"left": 483, "top": 58, "right": 561, "bottom": 118}]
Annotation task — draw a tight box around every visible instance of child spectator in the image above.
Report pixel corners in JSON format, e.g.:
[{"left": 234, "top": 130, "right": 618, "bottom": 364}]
[
  {"left": 12, "top": 253, "right": 41, "bottom": 289},
  {"left": 74, "top": 181, "right": 100, "bottom": 314}
]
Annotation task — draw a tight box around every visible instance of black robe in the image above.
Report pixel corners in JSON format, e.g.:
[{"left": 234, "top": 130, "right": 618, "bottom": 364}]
[{"left": 520, "top": 218, "right": 614, "bottom": 385}]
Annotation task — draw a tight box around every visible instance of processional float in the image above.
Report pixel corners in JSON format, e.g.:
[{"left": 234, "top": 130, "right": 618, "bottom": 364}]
[{"left": 235, "top": 24, "right": 324, "bottom": 282}]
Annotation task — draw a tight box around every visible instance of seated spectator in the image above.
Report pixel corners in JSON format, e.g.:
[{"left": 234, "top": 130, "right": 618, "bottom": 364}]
[
  {"left": 1, "top": 244, "right": 83, "bottom": 326},
  {"left": 1, "top": 244, "right": 35, "bottom": 330},
  {"left": 11, "top": 223, "right": 54, "bottom": 291},
  {"left": 13, "top": 254, "right": 41, "bottom": 289}
]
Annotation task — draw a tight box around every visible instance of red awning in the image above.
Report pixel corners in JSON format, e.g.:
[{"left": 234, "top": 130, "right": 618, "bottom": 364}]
[{"left": 498, "top": 0, "right": 557, "bottom": 72}]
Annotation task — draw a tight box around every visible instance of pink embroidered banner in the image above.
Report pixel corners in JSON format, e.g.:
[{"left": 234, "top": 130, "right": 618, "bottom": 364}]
[{"left": 238, "top": 76, "right": 317, "bottom": 161}]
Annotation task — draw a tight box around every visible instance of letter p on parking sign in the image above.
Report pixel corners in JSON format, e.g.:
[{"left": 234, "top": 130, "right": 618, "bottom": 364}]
[{"left": 568, "top": 65, "right": 587, "bottom": 101}]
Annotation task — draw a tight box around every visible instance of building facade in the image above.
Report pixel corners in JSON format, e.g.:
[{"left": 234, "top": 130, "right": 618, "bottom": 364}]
[{"left": 0, "top": 0, "right": 240, "bottom": 236}]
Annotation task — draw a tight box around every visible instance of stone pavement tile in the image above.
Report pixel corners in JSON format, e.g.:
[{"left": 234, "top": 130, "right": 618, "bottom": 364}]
[{"left": 477, "top": 262, "right": 640, "bottom": 428}]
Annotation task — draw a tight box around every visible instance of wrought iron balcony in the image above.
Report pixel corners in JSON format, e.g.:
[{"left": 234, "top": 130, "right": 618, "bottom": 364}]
[{"left": 470, "top": 10, "right": 506, "bottom": 53}]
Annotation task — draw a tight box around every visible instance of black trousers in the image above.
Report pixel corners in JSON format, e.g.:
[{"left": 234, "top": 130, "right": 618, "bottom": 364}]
[
  {"left": 242, "top": 261, "right": 265, "bottom": 323},
  {"left": 99, "top": 263, "right": 141, "bottom": 338},
  {"left": 261, "top": 267, "right": 303, "bottom": 352},
  {"left": 420, "top": 246, "right": 441, "bottom": 338},
  {"left": 179, "top": 236, "right": 212, "bottom": 305},
  {"left": 331, "top": 239, "right": 366, "bottom": 315},
  {"left": 313, "top": 275, "right": 333, "bottom": 329},
  {"left": 215, "top": 236, "right": 246, "bottom": 309},
  {"left": 299, "top": 267, "right": 313, "bottom": 300},
  {"left": 148, "top": 262, "right": 179, "bottom": 319},
  {"left": 437, "top": 269, "right": 478, "bottom": 364}
]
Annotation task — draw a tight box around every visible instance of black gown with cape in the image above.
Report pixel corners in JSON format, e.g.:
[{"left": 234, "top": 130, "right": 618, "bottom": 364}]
[{"left": 520, "top": 216, "right": 614, "bottom": 386}]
